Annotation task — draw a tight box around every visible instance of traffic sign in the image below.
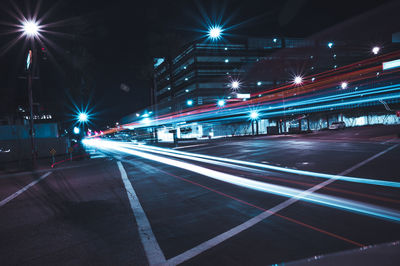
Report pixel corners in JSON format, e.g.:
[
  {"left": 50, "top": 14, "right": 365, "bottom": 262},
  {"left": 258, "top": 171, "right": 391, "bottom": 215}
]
[{"left": 50, "top": 148, "right": 56, "bottom": 156}]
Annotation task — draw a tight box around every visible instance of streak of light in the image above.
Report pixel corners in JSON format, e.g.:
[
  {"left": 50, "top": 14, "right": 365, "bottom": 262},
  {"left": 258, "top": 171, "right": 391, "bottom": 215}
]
[
  {"left": 115, "top": 142, "right": 400, "bottom": 188},
  {"left": 83, "top": 138, "right": 400, "bottom": 223}
]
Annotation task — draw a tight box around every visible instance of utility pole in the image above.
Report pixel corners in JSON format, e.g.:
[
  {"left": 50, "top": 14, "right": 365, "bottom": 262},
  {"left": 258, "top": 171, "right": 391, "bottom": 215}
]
[{"left": 27, "top": 49, "right": 36, "bottom": 168}]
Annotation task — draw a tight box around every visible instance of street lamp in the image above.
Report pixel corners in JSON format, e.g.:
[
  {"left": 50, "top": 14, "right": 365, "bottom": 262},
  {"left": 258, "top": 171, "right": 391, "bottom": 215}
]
[
  {"left": 250, "top": 111, "right": 259, "bottom": 120},
  {"left": 372, "top": 46, "right": 380, "bottom": 55},
  {"left": 208, "top": 26, "right": 222, "bottom": 40},
  {"left": 341, "top": 82, "right": 348, "bottom": 89},
  {"left": 231, "top": 80, "right": 240, "bottom": 90},
  {"left": 293, "top": 76, "right": 303, "bottom": 85},
  {"left": 23, "top": 19, "right": 41, "bottom": 168},
  {"left": 22, "top": 20, "right": 39, "bottom": 38},
  {"left": 217, "top": 99, "right": 225, "bottom": 107},
  {"left": 187, "top": 99, "right": 193, "bottom": 106},
  {"left": 78, "top": 112, "right": 88, "bottom": 123}
]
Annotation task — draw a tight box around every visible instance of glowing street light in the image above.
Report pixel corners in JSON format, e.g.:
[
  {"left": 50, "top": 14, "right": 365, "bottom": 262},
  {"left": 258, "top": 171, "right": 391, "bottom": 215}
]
[
  {"left": 22, "top": 20, "right": 39, "bottom": 38},
  {"left": 217, "top": 100, "right": 225, "bottom": 107},
  {"left": 341, "top": 82, "right": 348, "bottom": 89},
  {"left": 328, "top": 42, "right": 334, "bottom": 48},
  {"left": 293, "top": 76, "right": 303, "bottom": 85},
  {"left": 73, "top": 126, "right": 80, "bottom": 134},
  {"left": 208, "top": 26, "right": 222, "bottom": 40},
  {"left": 372, "top": 46, "right": 380, "bottom": 55},
  {"left": 78, "top": 112, "right": 88, "bottom": 123},
  {"left": 231, "top": 80, "right": 240, "bottom": 89},
  {"left": 187, "top": 99, "right": 193, "bottom": 106},
  {"left": 250, "top": 111, "right": 259, "bottom": 120}
]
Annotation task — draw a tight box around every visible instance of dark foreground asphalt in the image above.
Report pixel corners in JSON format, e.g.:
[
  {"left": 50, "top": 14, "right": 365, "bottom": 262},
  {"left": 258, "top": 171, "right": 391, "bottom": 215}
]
[{"left": 1, "top": 126, "right": 399, "bottom": 265}]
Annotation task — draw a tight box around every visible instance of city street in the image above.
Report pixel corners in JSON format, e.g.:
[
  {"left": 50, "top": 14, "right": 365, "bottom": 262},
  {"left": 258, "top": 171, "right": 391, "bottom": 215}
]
[
  {"left": 1, "top": 127, "right": 399, "bottom": 265},
  {"left": 1, "top": 1, "right": 399, "bottom": 265}
]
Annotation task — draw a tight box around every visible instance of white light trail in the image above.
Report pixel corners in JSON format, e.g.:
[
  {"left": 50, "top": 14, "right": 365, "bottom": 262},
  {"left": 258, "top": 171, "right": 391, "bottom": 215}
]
[
  {"left": 83, "top": 139, "right": 400, "bottom": 222},
  {"left": 116, "top": 142, "right": 400, "bottom": 188}
]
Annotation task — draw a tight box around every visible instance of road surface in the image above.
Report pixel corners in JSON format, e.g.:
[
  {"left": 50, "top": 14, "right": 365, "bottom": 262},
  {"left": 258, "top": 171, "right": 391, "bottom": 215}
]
[{"left": 1, "top": 127, "right": 399, "bottom": 265}]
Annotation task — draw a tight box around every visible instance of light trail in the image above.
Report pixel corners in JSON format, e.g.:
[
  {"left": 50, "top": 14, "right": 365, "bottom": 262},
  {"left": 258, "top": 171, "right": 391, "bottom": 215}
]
[
  {"left": 114, "top": 141, "right": 400, "bottom": 188},
  {"left": 117, "top": 142, "right": 400, "bottom": 204},
  {"left": 83, "top": 138, "right": 400, "bottom": 223}
]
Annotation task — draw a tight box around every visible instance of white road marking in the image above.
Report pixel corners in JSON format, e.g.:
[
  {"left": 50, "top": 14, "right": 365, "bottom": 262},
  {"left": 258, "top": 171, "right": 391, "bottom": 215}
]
[
  {"left": 173, "top": 144, "right": 208, "bottom": 150},
  {"left": 116, "top": 161, "right": 166, "bottom": 266},
  {"left": 0, "top": 172, "right": 52, "bottom": 207},
  {"left": 166, "top": 144, "right": 399, "bottom": 265}
]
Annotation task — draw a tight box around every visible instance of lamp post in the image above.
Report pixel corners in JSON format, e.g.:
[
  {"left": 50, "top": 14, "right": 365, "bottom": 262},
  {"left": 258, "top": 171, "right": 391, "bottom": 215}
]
[{"left": 23, "top": 20, "right": 40, "bottom": 167}]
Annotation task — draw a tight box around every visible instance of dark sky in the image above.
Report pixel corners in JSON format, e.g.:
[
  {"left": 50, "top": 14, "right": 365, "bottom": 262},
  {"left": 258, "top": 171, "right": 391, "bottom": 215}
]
[{"left": 0, "top": 0, "right": 395, "bottom": 128}]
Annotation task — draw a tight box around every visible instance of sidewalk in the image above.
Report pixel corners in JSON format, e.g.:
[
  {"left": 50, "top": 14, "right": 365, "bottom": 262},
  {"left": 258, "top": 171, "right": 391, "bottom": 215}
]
[{"left": 286, "top": 240, "right": 400, "bottom": 266}]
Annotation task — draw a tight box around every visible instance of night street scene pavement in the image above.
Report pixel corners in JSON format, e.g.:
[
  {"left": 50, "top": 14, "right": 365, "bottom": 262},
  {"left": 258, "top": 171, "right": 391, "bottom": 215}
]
[{"left": 1, "top": 1, "right": 400, "bottom": 265}]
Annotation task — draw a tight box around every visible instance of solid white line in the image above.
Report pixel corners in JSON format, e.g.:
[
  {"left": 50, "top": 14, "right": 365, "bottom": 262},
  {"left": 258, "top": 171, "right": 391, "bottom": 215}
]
[
  {"left": 0, "top": 172, "right": 52, "bottom": 207},
  {"left": 166, "top": 144, "right": 399, "bottom": 265},
  {"left": 173, "top": 144, "right": 208, "bottom": 150},
  {"left": 116, "top": 161, "right": 166, "bottom": 266}
]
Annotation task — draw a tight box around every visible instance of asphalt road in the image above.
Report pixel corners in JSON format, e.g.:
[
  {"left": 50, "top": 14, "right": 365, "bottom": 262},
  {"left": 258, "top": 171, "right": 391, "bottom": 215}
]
[{"left": 1, "top": 126, "right": 399, "bottom": 265}]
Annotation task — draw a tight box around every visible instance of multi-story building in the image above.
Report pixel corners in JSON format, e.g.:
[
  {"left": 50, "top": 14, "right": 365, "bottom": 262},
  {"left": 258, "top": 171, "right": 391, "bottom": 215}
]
[{"left": 150, "top": 37, "right": 369, "bottom": 117}]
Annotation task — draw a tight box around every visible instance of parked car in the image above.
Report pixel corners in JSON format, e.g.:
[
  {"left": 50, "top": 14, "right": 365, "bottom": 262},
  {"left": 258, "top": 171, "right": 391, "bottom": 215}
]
[{"left": 329, "top": 121, "right": 346, "bottom": 130}]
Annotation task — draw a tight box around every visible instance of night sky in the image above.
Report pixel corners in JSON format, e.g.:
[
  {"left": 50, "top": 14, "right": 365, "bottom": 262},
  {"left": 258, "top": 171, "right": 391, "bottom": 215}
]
[{"left": 0, "top": 0, "right": 395, "bottom": 128}]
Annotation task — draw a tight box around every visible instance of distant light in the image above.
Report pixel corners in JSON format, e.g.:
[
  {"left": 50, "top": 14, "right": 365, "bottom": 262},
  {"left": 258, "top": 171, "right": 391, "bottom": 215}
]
[
  {"left": 78, "top": 113, "right": 88, "bottom": 122},
  {"left": 328, "top": 42, "right": 334, "bottom": 48},
  {"left": 224, "top": 47, "right": 228, "bottom": 50},
  {"left": 250, "top": 111, "right": 259, "bottom": 119},
  {"left": 73, "top": 127, "right": 80, "bottom": 134},
  {"left": 183, "top": 66, "right": 187, "bottom": 69},
  {"left": 185, "top": 89, "right": 189, "bottom": 92},
  {"left": 311, "top": 77, "right": 315, "bottom": 82},
  {"left": 341, "top": 82, "right": 348, "bottom": 89},
  {"left": 257, "top": 81, "right": 262, "bottom": 86},
  {"left": 372, "top": 46, "right": 380, "bottom": 55},
  {"left": 185, "top": 78, "right": 188, "bottom": 81},
  {"left": 294, "top": 76, "right": 303, "bottom": 85},
  {"left": 208, "top": 26, "right": 222, "bottom": 39},
  {"left": 142, "top": 118, "right": 151, "bottom": 124},
  {"left": 136, "top": 113, "right": 140, "bottom": 117},
  {"left": 187, "top": 99, "right": 193, "bottom": 106},
  {"left": 231, "top": 81, "right": 240, "bottom": 89},
  {"left": 273, "top": 38, "right": 277, "bottom": 43},
  {"left": 225, "top": 59, "right": 229, "bottom": 63},
  {"left": 23, "top": 20, "right": 39, "bottom": 37},
  {"left": 167, "top": 87, "right": 171, "bottom": 90},
  {"left": 217, "top": 100, "right": 225, "bottom": 107}
]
